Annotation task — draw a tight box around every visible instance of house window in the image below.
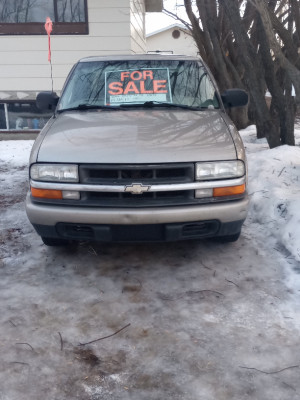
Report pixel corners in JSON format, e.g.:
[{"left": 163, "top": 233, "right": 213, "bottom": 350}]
[
  {"left": 0, "top": 0, "right": 88, "bottom": 35},
  {"left": 0, "top": 101, "right": 52, "bottom": 132}
]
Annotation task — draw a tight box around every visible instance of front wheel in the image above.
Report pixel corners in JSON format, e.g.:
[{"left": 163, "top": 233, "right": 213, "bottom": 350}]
[{"left": 41, "top": 237, "right": 70, "bottom": 246}]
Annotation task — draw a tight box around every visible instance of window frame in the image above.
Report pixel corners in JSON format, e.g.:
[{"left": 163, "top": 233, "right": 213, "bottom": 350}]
[
  {"left": 0, "top": 0, "right": 88, "bottom": 35},
  {"left": 0, "top": 103, "right": 9, "bottom": 130}
]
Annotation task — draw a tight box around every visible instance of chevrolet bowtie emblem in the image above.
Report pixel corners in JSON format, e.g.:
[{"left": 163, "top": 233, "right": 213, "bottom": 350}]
[{"left": 124, "top": 183, "right": 151, "bottom": 195}]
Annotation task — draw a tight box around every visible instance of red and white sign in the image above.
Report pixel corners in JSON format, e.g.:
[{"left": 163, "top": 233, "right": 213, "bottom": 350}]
[
  {"left": 105, "top": 68, "right": 172, "bottom": 105},
  {"left": 44, "top": 17, "right": 53, "bottom": 63}
]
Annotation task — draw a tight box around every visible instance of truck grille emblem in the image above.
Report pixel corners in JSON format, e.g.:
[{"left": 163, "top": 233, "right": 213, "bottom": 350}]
[{"left": 125, "top": 183, "right": 151, "bottom": 195}]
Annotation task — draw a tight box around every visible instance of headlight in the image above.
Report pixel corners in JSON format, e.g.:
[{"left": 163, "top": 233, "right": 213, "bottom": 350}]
[
  {"left": 195, "top": 161, "right": 245, "bottom": 181},
  {"left": 30, "top": 164, "right": 79, "bottom": 182}
]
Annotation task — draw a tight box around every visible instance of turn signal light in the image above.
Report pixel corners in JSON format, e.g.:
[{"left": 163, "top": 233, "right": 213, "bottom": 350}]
[
  {"left": 31, "top": 187, "right": 63, "bottom": 199},
  {"left": 213, "top": 184, "right": 245, "bottom": 197}
]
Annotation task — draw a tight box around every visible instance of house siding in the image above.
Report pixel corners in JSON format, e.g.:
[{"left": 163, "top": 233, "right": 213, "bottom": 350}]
[
  {"left": 130, "top": 0, "right": 146, "bottom": 54},
  {"left": 147, "top": 27, "right": 198, "bottom": 57}
]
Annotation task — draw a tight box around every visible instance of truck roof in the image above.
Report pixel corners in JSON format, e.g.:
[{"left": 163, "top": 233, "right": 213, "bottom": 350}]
[{"left": 79, "top": 54, "right": 201, "bottom": 63}]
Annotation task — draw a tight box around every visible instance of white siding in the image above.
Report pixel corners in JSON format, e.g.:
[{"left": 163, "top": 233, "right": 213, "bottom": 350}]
[
  {"left": 0, "top": 0, "right": 147, "bottom": 94},
  {"left": 147, "top": 27, "right": 198, "bottom": 57},
  {"left": 130, "top": 0, "right": 146, "bottom": 54}
]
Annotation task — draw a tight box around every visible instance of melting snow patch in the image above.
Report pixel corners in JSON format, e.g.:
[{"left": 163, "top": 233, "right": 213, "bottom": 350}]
[
  {"left": 82, "top": 383, "right": 104, "bottom": 396},
  {"left": 82, "top": 374, "right": 125, "bottom": 398}
]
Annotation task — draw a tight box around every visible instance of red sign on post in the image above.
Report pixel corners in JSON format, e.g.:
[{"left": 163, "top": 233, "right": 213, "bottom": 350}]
[{"left": 44, "top": 17, "right": 53, "bottom": 62}]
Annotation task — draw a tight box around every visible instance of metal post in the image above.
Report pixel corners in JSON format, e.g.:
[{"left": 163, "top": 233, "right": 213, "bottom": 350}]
[{"left": 4, "top": 103, "right": 9, "bottom": 130}]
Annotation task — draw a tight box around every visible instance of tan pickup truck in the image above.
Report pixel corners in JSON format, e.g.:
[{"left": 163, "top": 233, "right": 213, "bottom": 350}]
[{"left": 26, "top": 54, "right": 249, "bottom": 245}]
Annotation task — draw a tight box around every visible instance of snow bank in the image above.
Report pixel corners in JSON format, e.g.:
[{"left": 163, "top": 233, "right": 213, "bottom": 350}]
[
  {"left": 0, "top": 140, "right": 34, "bottom": 167},
  {"left": 241, "top": 125, "right": 300, "bottom": 262}
]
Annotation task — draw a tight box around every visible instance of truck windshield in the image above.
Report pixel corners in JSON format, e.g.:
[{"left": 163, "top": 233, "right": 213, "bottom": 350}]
[{"left": 58, "top": 60, "right": 220, "bottom": 111}]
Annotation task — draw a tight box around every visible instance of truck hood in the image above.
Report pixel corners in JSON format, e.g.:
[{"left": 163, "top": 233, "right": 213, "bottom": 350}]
[{"left": 36, "top": 109, "right": 237, "bottom": 164}]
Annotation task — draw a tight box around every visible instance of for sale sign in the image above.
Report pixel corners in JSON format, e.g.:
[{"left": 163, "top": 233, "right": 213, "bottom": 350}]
[{"left": 105, "top": 68, "right": 172, "bottom": 105}]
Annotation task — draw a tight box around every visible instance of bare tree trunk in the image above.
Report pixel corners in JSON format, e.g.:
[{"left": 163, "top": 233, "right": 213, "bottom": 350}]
[
  {"left": 253, "top": 0, "right": 300, "bottom": 103},
  {"left": 165, "top": 0, "right": 298, "bottom": 146},
  {"left": 220, "top": 0, "right": 281, "bottom": 147},
  {"left": 228, "top": 107, "right": 250, "bottom": 130},
  {"left": 281, "top": 76, "right": 296, "bottom": 145}
]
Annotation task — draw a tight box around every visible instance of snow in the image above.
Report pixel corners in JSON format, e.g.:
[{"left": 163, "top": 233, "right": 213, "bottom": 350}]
[
  {"left": 0, "top": 140, "right": 33, "bottom": 167},
  {"left": 239, "top": 125, "right": 300, "bottom": 288},
  {"left": 0, "top": 125, "right": 300, "bottom": 399}
]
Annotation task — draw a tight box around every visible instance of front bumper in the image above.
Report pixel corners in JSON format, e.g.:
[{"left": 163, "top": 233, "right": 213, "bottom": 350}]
[{"left": 26, "top": 193, "right": 249, "bottom": 242}]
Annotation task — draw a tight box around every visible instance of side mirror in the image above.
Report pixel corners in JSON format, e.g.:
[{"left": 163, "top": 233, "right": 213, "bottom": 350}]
[
  {"left": 36, "top": 91, "right": 59, "bottom": 111},
  {"left": 221, "top": 89, "right": 248, "bottom": 108}
]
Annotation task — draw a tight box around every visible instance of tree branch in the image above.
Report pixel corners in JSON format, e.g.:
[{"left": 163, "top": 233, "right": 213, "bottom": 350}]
[{"left": 79, "top": 323, "right": 131, "bottom": 346}]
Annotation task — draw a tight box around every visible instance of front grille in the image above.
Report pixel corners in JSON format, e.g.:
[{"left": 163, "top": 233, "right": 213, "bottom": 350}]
[
  {"left": 79, "top": 163, "right": 194, "bottom": 185},
  {"left": 31, "top": 162, "right": 246, "bottom": 208},
  {"left": 78, "top": 163, "right": 195, "bottom": 207},
  {"left": 85, "top": 189, "right": 195, "bottom": 207}
]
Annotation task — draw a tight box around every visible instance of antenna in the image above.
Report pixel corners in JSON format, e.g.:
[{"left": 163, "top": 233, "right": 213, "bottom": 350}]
[{"left": 50, "top": 59, "right": 54, "bottom": 93}]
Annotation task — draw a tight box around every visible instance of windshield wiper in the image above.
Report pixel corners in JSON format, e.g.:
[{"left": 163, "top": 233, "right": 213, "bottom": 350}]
[
  {"left": 58, "top": 101, "right": 218, "bottom": 113},
  {"left": 119, "top": 101, "right": 206, "bottom": 111},
  {"left": 58, "top": 104, "right": 120, "bottom": 113}
]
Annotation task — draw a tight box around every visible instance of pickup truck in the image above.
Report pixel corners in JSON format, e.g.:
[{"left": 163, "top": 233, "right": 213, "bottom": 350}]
[{"left": 26, "top": 54, "right": 249, "bottom": 245}]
